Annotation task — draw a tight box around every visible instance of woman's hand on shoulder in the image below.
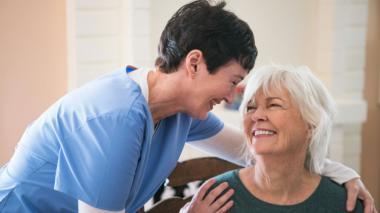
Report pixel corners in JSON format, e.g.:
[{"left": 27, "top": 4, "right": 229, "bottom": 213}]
[
  {"left": 345, "top": 177, "right": 377, "bottom": 213},
  {"left": 180, "top": 178, "right": 234, "bottom": 213}
]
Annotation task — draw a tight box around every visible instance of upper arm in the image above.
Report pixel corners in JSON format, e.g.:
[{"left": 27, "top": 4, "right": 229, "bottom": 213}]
[
  {"left": 55, "top": 107, "right": 147, "bottom": 211},
  {"left": 321, "top": 158, "right": 359, "bottom": 184}
]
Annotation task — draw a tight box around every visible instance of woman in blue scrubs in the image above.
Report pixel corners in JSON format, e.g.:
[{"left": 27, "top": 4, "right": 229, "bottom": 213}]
[{"left": 0, "top": 0, "right": 376, "bottom": 213}]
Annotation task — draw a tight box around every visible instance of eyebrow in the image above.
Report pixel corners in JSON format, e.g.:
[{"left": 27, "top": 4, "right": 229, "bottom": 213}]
[
  {"left": 266, "top": 97, "right": 284, "bottom": 101},
  {"left": 233, "top": 75, "right": 244, "bottom": 81}
]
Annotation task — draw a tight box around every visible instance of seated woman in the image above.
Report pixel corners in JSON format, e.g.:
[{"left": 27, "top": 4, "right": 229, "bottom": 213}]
[{"left": 204, "top": 65, "right": 363, "bottom": 212}]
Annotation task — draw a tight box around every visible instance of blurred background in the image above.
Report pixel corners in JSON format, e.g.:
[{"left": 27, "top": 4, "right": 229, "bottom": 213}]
[{"left": 0, "top": 0, "right": 379, "bottom": 207}]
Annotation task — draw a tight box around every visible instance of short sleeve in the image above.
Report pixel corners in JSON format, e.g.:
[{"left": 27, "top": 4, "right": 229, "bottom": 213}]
[
  {"left": 187, "top": 112, "right": 224, "bottom": 142},
  {"left": 54, "top": 105, "right": 148, "bottom": 211}
]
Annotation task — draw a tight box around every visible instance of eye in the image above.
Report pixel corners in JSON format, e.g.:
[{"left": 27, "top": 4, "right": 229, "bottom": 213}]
[
  {"left": 246, "top": 105, "right": 257, "bottom": 113},
  {"left": 269, "top": 103, "right": 282, "bottom": 108},
  {"left": 231, "top": 81, "right": 238, "bottom": 86}
]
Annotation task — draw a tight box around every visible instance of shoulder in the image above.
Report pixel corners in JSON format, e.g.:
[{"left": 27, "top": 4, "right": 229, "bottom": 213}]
[
  {"left": 55, "top": 74, "right": 151, "bottom": 141},
  {"left": 204, "top": 170, "right": 238, "bottom": 198},
  {"left": 319, "top": 176, "right": 349, "bottom": 198},
  {"left": 316, "top": 176, "right": 364, "bottom": 212},
  {"left": 60, "top": 68, "right": 149, "bottom": 122},
  {"left": 214, "top": 170, "right": 237, "bottom": 181},
  {"left": 212, "top": 169, "right": 240, "bottom": 189}
]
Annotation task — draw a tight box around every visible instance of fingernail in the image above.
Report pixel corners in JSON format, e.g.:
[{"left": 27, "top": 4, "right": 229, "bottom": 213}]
[{"left": 347, "top": 204, "right": 353, "bottom": 211}]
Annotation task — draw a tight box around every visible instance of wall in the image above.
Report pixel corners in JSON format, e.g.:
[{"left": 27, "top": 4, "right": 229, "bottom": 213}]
[
  {"left": 362, "top": 0, "right": 380, "bottom": 207},
  {"left": 150, "top": 0, "right": 318, "bottom": 68},
  {"left": 0, "top": 0, "right": 68, "bottom": 164},
  {"left": 74, "top": 0, "right": 128, "bottom": 87},
  {"left": 73, "top": 0, "right": 153, "bottom": 88}
]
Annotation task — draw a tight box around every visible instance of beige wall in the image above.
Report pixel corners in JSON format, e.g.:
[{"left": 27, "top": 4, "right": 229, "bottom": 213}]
[
  {"left": 151, "top": 0, "right": 318, "bottom": 68},
  {"left": 0, "top": 0, "right": 68, "bottom": 164},
  {"left": 362, "top": 0, "right": 380, "bottom": 207}
]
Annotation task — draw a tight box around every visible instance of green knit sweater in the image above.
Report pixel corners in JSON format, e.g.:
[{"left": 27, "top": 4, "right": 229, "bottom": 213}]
[{"left": 210, "top": 169, "right": 363, "bottom": 213}]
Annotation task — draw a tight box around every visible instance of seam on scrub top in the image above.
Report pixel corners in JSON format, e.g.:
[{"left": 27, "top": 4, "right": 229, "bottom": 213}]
[
  {"left": 60, "top": 95, "right": 140, "bottom": 142},
  {"left": 0, "top": 161, "right": 49, "bottom": 211},
  {"left": 94, "top": 95, "right": 143, "bottom": 208},
  {"left": 5, "top": 161, "right": 49, "bottom": 184},
  {"left": 187, "top": 114, "right": 224, "bottom": 142},
  {"left": 3, "top": 145, "right": 51, "bottom": 183},
  {"left": 15, "top": 145, "right": 51, "bottom": 164},
  {"left": 0, "top": 190, "right": 12, "bottom": 212}
]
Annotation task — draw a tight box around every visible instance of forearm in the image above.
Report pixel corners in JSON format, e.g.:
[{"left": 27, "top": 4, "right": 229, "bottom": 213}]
[
  {"left": 78, "top": 200, "right": 125, "bottom": 213},
  {"left": 187, "top": 123, "right": 246, "bottom": 166},
  {"left": 322, "top": 158, "right": 360, "bottom": 184}
]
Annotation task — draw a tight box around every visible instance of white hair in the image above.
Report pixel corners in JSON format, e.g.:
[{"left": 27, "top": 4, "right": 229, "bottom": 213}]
[{"left": 239, "top": 64, "right": 336, "bottom": 174}]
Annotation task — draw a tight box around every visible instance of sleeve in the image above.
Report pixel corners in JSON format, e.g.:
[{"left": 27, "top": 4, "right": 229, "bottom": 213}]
[
  {"left": 54, "top": 106, "right": 148, "bottom": 211},
  {"left": 186, "top": 112, "right": 224, "bottom": 142},
  {"left": 188, "top": 122, "right": 246, "bottom": 166},
  {"left": 321, "top": 158, "right": 360, "bottom": 184}
]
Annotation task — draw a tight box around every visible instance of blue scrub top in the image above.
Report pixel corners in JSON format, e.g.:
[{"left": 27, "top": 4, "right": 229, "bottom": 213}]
[{"left": 0, "top": 67, "right": 223, "bottom": 213}]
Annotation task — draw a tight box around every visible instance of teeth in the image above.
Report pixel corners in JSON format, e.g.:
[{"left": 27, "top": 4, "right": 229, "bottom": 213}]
[{"left": 254, "top": 130, "right": 275, "bottom": 136}]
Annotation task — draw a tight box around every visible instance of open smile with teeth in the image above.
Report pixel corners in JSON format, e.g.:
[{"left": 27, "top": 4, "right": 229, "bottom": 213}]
[{"left": 253, "top": 130, "right": 277, "bottom": 136}]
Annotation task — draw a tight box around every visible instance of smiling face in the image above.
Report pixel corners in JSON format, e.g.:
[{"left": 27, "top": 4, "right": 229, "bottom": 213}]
[
  {"left": 187, "top": 60, "right": 247, "bottom": 119},
  {"left": 243, "top": 87, "right": 309, "bottom": 157}
]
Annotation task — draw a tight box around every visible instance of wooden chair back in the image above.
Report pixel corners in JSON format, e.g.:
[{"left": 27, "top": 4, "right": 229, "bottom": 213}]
[{"left": 140, "top": 157, "right": 242, "bottom": 213}]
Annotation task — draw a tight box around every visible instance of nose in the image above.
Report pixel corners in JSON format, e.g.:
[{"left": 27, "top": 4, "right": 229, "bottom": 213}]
[
  {"left": 250, "top": 107, "right": 268, "bottom": 122},
  {"left": 224, "top": 91, "right": 234, "bottom": 104}
]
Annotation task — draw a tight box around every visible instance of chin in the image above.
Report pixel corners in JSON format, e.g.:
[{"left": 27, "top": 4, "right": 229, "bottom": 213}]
[
  {"left": 190, "top": 111, "right": 208, "bottom": 120},
  {"left": 187, "top": 106, "right": 209, "bottom": 120},
  {"left": 198, "top": 112, "right": 209, "bottom": 120},
  {"left": 251, "top": 143, "right": 275, "bottom": 155}
]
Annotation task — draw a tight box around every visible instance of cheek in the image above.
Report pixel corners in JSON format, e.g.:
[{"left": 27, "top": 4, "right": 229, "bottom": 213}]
[
  {"left": 218, "top": 83, "right": 233, "bottom": 94},
  {"left": 272, "top": 115, "right": 295, "bottom": 143},
  {"left": 273, "top": 113, "right": 298, "bottom": 132},
  {"left": 243, "top": 116, "right": 253, "bottom": 139},
  {"left": 205, "top": 86, "right": 228, "bottom": 98},
  {"left": 278, "top": 120, "right": 309, "bottom": 147}
]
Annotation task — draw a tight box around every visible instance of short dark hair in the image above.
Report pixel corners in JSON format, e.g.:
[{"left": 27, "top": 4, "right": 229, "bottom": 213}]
[{"left": 155, "top": 0, "right": 258, "bottom": 74}]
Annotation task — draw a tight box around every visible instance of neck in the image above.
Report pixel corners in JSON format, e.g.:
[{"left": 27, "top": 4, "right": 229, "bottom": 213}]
[
  {"left": 254, "top": 155, "right": 309, "bottom": 192},
  {"left": 147, "top": 70, "right": 187, "bottom": 124},
  {"left": 246, "top": 153, "right": 320, "bottom": 205}
]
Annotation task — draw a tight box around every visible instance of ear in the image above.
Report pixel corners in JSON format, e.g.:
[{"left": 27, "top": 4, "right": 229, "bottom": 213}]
[{"left": 185, "top": 49, "right": 203, "bottom": 78}]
